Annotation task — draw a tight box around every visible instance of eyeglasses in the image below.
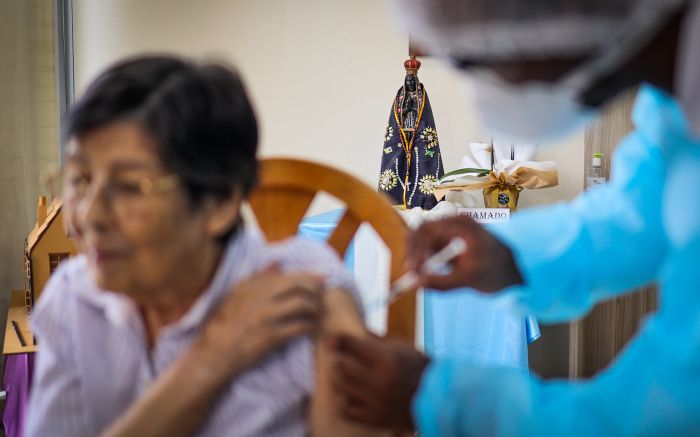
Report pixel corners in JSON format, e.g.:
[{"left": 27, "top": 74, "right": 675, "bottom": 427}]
[{"left": 49, "top": 168, "right": 179, "bottom": 220}]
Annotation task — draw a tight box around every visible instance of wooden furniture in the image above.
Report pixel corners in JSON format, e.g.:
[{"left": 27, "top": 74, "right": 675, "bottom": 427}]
[
  {"left": 1, "top": 199, "right": 76, "bottom": 437},
  {"left": 25, "top": 197, "right": 77, "bottom": 303},
  {"left": 248, "top": 158, "right": 416, "bottom": 341},
  {"left": 3, "top": 290, "right": 36, "bottom": 355}
]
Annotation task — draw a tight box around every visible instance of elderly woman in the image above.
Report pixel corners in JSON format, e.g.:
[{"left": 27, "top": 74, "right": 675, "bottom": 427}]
[{"left": 26, "top": 56, "right": 374, "bottom": 437}]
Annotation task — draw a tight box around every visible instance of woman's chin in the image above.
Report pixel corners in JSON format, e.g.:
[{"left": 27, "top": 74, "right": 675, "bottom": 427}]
[{"left": 89, "top": 263, "right": 132, "bottom": 294}]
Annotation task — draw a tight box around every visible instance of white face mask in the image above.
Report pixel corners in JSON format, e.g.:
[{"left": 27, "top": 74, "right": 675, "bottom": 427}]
[{"left": 467, "top": 70, "right": 598, "bottom": 145}]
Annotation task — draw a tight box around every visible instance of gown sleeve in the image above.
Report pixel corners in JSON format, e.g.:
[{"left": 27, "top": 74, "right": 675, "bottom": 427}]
[{"left": 488, "top": 127, "right": 667, "bottom": 322}]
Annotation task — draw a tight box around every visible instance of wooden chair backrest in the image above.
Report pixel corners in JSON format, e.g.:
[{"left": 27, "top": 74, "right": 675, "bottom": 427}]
[{"left": 248, "top": 158, "right": 415, "bottom": 341}]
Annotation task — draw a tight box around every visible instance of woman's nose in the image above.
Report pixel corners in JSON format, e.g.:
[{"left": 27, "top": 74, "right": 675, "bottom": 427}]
[{"left": 76, "top": 183, "right": 114, "bottom": 233}]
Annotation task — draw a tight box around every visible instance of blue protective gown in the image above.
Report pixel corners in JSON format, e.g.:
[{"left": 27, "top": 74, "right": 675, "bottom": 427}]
[{"left": 413, "top": 85, "right": 700, "bottom": 436}]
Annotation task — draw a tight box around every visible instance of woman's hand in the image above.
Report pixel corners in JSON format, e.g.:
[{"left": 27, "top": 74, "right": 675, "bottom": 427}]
[
  {"left": 101, "top": 266, "right": 325, "bottom": 437},
  {"left": 408, "top": 215, "right": 523, "bottom": 292},
  {"left": 195, "top": 265, "right": 325, "bottom": 382}
]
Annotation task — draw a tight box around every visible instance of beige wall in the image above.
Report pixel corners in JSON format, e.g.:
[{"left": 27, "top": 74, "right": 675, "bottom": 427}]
[
  {"left": 0, "top": 0, "right": 60, "bottom": 304},
  {"left": 72, "top": 0, "right": 584, "bottom": 211},
  {"left": 0, "top": 0, "right": 60, "bottom": 369}
]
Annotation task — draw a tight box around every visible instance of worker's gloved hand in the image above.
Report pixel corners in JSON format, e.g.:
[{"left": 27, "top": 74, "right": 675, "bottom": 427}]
[
  {"left": 408, "top": 215, "right": 523, "bottom": 292},
  {"left": 330, "top": 333, "right": 429, "bottom": 431}
]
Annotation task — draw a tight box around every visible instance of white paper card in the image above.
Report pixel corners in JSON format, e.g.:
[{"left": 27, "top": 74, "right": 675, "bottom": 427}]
[{"left": 458, "top": 208, "right": 510, "bottom": 223}]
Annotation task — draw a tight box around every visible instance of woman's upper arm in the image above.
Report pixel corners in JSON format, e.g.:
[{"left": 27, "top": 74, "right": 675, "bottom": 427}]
[
  {"left": 309, "top": 288, "right": 389, "bottom": 437},
  {"left": 26, "top": 272, "right": 89, "bottom": 437},
  {"left": 25, "top": 337, "right": 87, "bottom": 437}
]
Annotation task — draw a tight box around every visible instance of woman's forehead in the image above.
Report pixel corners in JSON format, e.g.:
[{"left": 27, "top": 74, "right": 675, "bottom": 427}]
[{"left": 68, "top": 122, "right": 164, "bottom": 170}]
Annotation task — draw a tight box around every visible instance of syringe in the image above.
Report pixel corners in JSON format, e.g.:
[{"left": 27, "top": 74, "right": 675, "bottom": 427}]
[{"left": 385, "top": 237, "right": 468, "bottom": 304}]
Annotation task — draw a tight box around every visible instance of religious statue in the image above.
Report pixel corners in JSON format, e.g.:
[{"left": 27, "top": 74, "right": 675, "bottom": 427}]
[
  {"left": 378, "top": 57, "right": 444, "bottom": 210},
  {"left": 399, "top": 73, "right": 420, "bottom": 143}
]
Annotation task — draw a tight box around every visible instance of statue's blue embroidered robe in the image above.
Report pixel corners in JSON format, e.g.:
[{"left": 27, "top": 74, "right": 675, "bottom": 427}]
[{"left": 378, "top": 84, "right": 444, "bottom": 210}]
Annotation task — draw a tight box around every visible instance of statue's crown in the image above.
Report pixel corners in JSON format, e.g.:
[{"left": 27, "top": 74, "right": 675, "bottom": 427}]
[{"left": 404, "top": 57, "right": 421, "bottom": 74}]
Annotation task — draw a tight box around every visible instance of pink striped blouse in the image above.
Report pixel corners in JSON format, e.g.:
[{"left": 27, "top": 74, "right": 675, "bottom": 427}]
[{"left": 26, "top": 229, "right": 358, "bottom": 436}]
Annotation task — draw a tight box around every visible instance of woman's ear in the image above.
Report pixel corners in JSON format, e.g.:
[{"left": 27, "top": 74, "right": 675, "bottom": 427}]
[{"left": 202, "top": 188, "right": 243, "bottom": 238}]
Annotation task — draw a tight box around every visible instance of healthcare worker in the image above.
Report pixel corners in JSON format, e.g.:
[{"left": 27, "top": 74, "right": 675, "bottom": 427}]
[{"left": 331, "top": 0, "right": 700, "bottom": 435}]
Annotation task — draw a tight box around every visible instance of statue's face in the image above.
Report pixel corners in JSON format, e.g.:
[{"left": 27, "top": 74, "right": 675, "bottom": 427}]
[{"left": 405, "top": 74, "right": 417, "bottom": 91}]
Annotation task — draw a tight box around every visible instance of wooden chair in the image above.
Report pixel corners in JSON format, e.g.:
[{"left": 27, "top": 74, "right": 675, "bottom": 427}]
[{"left": 248, "top": 157, "right": 415, "bottom": 341}]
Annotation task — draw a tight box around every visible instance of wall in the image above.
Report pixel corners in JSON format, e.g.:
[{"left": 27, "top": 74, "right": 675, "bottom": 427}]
[
  {"left": 72, "top": 0, "right": 583, "bottom": 209},
  {"left": 0, "top": 0, "right": 61, "bottom": 358}
]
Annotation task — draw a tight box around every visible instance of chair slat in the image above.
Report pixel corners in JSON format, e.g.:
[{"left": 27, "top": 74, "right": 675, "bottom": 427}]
[
  {"left": 326, "top": 210, "right": 361, "bottom": 257},
  {"left": 248, "top": 188, "right": 315, "bottom": 242}
]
